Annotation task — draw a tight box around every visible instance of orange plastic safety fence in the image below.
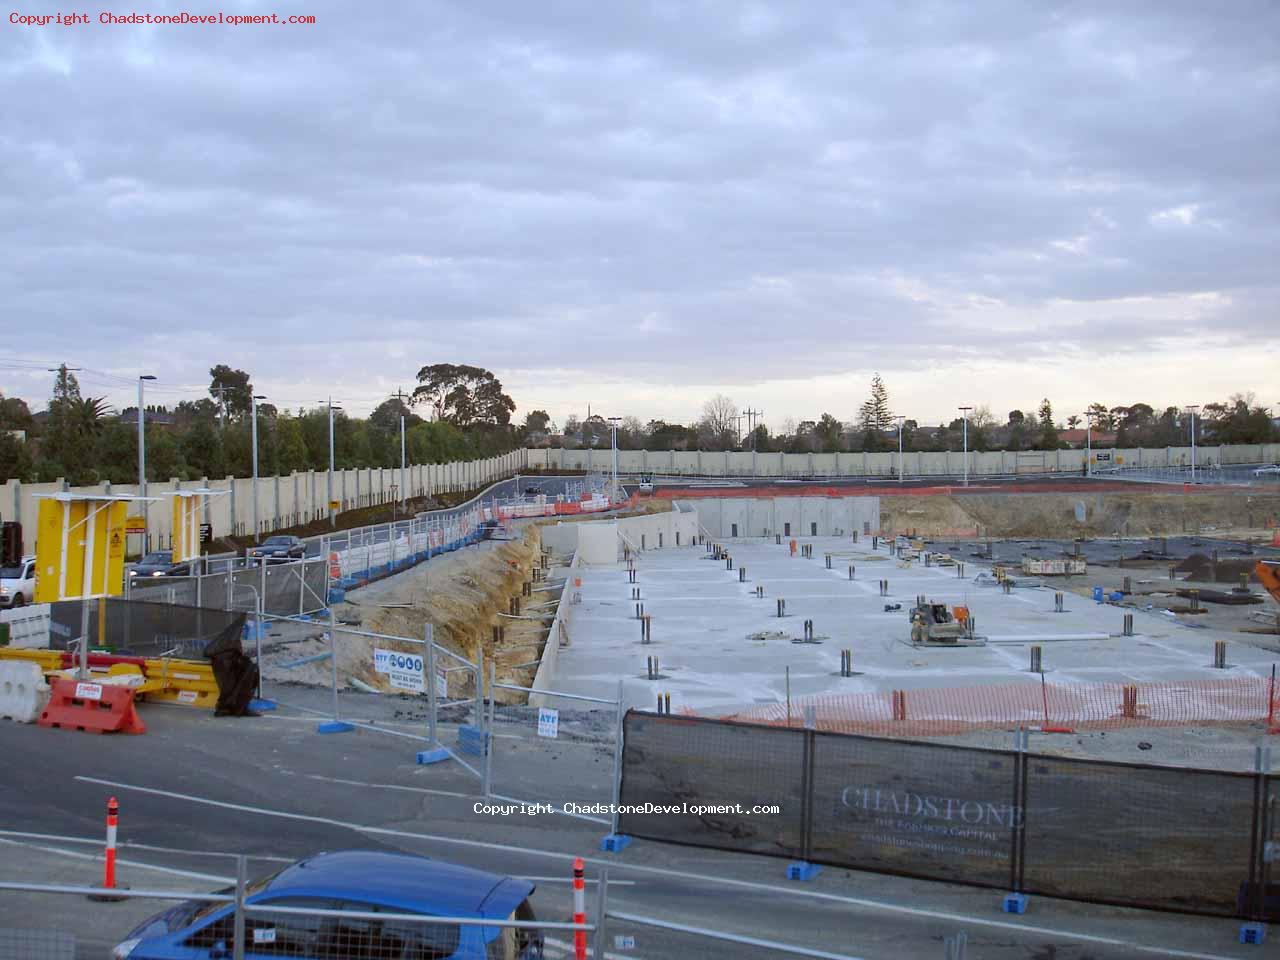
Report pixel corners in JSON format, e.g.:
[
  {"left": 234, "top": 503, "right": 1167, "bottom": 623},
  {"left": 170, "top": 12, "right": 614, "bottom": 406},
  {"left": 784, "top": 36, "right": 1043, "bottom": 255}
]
[{"left": 720, "top": 675, "right": 1280, "bottom": 736}]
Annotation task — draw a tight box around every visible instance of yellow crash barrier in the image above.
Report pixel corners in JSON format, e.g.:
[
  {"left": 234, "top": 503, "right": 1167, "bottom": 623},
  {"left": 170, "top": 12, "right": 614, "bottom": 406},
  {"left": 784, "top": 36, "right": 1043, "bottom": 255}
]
[{"left": 0, "top": 648, "right": 219, "bottom": 709}]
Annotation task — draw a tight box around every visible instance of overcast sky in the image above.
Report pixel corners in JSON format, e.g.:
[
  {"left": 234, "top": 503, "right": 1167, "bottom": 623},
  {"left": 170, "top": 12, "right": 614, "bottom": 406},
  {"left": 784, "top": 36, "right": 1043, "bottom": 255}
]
[{"left": 2, "top": 1, "right": 1278, "bottom": 431}]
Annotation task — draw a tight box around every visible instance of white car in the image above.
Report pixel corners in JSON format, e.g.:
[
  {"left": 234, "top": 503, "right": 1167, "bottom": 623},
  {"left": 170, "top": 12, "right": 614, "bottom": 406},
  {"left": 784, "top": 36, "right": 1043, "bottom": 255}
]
[
  {"left": 0, "top": 555, "right": 35, "bottom": 608},
  {"left": 1252, "top": 465, "right": 1280, "bottom": 476}
]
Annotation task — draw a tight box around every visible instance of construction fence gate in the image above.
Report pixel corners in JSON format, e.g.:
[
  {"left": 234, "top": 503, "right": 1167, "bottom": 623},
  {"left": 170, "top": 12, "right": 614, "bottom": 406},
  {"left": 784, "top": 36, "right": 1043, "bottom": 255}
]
[{"left": 617, "top": 712, "right": 1278, "bottom": 922}]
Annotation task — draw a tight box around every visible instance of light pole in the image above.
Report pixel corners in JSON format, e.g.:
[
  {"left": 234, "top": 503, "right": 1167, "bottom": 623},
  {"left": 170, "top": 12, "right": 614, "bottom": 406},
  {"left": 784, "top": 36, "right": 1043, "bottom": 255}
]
[
  {"left": 321, "top": 398, "right": 343, "bottom": 528},
  {"left": 895, "top": 415, "right": 905, "bottom": 484},
  {"left": 958, "top": 406, "right": 972, "bottom": 485},
  {"left": 251, "top": 394, "right": 266, "bottom": 544},
  {"left": 1187, "top": 405, "right": 1200, "bottom": 483},
  {"left": 137, "top": 374, "right": 156, "bottom": 549},
  {"left": 1085, "top": 410, "right": 1093, "bottom": 477},
  {"left": 607, "top": 416, "right": 622, "bottom": 500}
]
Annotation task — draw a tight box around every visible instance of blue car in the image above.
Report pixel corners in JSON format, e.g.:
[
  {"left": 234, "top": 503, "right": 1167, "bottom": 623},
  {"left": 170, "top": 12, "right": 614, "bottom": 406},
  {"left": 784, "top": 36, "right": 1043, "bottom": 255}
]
[{"left": 113, "top": 850, "right": 544, "bottom": 959}]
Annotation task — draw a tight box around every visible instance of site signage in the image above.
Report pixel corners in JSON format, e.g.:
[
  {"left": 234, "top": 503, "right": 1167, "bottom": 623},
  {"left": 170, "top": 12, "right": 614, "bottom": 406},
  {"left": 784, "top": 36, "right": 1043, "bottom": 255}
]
[
  {"left": 537, "top": 707, "right": 559, "bottom": 738},
  {"left": 373, "top": 648, "right": 425, "bottom": 692}
]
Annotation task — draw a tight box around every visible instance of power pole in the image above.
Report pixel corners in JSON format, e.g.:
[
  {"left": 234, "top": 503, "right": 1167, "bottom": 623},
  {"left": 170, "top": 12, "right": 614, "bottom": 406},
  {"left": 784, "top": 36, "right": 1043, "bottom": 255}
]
[
  {"left": 743, "top": 407, "right": 762, "bottom": 448},
  {"left": 212, "top": 382, "right": 228, "bottom": 430}
]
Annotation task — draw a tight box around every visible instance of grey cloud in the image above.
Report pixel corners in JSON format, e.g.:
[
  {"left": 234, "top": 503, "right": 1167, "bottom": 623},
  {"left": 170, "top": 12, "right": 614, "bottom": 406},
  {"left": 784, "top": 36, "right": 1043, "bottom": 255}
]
[{"left": 1, "top": 0, "right": 1277, "bottom": 412}]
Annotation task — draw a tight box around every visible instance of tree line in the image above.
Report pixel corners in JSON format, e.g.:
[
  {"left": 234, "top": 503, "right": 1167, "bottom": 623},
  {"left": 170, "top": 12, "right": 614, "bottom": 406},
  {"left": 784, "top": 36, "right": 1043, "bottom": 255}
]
[
  {"left": 0, "top": 363, "right": 533, "bottom": 485},
  {"left": 549, "top": 375, "right": 1279, "bottom": 454},
  {"left": 3, "top": 366, "right": 1274, "bottom": 484}
]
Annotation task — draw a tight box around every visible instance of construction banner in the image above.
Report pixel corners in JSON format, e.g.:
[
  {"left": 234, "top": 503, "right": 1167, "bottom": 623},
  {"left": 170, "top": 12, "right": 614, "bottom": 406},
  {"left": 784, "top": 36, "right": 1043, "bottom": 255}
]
[{"left": 34, "top": 498, "right": 128, "bottom": 602}]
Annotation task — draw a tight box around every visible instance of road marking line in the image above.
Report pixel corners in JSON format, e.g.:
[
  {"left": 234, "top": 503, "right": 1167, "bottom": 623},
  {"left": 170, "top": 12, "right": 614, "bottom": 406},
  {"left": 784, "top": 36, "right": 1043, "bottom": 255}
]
[
  {"left": 75, "top": 775, "right": 1245, "bottom": 960},
  {"left": 0, "top": 837, "right": 231, "bottom": 884}
]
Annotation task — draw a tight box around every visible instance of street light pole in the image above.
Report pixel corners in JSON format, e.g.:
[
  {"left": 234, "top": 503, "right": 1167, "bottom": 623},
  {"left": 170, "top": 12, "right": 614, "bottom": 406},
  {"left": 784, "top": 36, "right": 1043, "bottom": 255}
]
[
  {"left": 138, "top": 374, "right": 156, "bottom": 550},
  {"left": 895, "top": 415, "right": 905, "bottom": 484},
  {"left": 607, "top": 416, "right": 622, "bottom": 501},
  {"left": 958, "top": 406, "right": 973, "bottom": 485},
  {"left": 320, "top": 398, "right": 342, "bottom": 528},
  {"left": 1085, "top": 411, "right": 1092, "bottom": 477},
  {"left": 251, "top": 394, "right": 266, "bottom": 544},
  {"left": 1187, "top": 405, "right": 1200, "bottom": 483}
]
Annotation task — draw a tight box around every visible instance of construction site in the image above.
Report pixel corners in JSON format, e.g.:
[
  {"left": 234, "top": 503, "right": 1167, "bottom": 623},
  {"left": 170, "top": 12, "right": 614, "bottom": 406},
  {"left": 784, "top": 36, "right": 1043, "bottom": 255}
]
[{"left": 4, "top": 461, "right": 1280, "bottom": 959}]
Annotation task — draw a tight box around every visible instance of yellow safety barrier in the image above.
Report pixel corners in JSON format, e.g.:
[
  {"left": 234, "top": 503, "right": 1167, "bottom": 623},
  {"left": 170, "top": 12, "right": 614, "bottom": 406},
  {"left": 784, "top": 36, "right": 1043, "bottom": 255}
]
[{"left": 0, "top": 648, "right": 219, "bottom": 709}]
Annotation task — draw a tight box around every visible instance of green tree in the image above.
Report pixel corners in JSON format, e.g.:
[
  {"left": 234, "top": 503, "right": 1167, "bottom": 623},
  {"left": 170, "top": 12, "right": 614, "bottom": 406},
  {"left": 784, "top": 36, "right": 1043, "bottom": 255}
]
[
  {"left": 275, "top": 415, "right": 309, "bottom": 473},
  {"left": 93, "top": 421, "right": 139, "bottom": 484},
  {"left": 858, "top": 374, "right": 892, "bottom": 450},
  {"left": 1006, "top": 410, "right": 1028, "bottom": 451},
  {"left": 1036, "top": 399, "right": 1059, "bottom": 450},
  {"left": 0, "top": 393, "right": 34, "bottom": 433},
  {"left": 43, "top": 364, "right": 85, "bottom": 477},
  {"left": 411, "top": 364, "right": 516, "bottom": 427},
  {"left": 208, "top": 365, "right": 254, "bottom": 422},
  {"left": 0, "top": 433, "right": 33, "bottom": 482},
  {"left": 181, "top": 418, "right": 226, "bottom": 478},
  {"left": 815, "top": 413, "right": 843, "bottom": 452},
  {"left": 146, "top": 428, "right": 187, "bottom": 481}
]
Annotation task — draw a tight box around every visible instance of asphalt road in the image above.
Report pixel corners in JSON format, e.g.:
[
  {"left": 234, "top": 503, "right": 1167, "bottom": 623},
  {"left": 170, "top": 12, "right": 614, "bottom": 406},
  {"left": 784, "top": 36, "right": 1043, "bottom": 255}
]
[{"left": 0, "top": 704, "right": 1260, "bottom": 960}]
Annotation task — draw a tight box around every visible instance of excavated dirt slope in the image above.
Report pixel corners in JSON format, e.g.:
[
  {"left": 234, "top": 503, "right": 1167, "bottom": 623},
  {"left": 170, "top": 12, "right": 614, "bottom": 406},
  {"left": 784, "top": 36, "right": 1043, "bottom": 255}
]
[
  {"left": 881, "top": 491, "right": 1280, "bottom": 539},
  {"left": 298, "top": 525, "right": 558, "bottom": 702}
]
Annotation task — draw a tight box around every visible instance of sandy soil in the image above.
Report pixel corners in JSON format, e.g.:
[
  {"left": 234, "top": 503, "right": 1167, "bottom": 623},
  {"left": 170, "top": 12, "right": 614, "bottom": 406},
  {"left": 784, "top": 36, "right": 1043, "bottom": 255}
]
[
  {"left": 881, "top": 490, "right": 1280, "bottom": 539},
  {"left": 259, "top": 524, "right": 570, "bottom": 702}
]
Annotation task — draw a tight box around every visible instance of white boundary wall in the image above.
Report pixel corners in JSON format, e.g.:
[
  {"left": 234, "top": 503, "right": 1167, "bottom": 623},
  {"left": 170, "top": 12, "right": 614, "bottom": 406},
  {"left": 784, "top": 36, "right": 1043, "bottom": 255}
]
[
  {"left": 1, "top": 449, "right": 528, "bottom": 550},
  {"left": 526, "top": 443, "right": 1280, "bottom": 477}
]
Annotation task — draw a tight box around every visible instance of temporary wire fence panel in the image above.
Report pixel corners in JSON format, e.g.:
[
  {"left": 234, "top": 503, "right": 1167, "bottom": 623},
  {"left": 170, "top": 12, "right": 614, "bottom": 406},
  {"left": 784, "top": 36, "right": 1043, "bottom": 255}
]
[
  {"left": 48, "top": 598, "right": 246, "bottom": 660},
  {"left": 489, "top": 701, "right": 616, "bottom": 812},
  {"left": 618, "top": 712, "right": 807, "bottom": 859},
  {"left": 808, "top": 732, "right": 1018, "bottom": 890},
  {"left": 0, "top": 929, "right": 75, "bottom": 960},
  {"left": 619, "top": 711, "right": 1277, "bottom": 921},
  {"left": 1021, "top": 756, "right": 1257, "bottom": 916}
]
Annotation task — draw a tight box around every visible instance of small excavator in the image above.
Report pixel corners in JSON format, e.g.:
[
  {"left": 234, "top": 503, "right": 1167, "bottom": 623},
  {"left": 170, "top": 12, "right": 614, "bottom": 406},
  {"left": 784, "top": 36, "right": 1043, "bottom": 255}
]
[{"left": 1257, "top": 560, "right": 1280, "bottom": 619}]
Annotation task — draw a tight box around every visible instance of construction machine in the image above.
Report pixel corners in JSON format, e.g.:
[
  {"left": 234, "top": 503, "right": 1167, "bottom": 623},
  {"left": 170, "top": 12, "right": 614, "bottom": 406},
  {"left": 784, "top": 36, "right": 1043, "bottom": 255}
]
[
  {"left": 1257, "top": 560, "right": 1280, "bottom": 607},
  {"left": 910, "top": 600, "right": 966, "bottom": 644}
]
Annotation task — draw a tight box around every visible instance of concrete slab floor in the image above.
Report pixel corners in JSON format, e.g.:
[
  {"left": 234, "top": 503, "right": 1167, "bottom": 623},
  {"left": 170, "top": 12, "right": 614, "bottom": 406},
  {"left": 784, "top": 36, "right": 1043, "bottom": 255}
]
[{"left": 548, "top": 537, "right": 1280, "bottom": 715}]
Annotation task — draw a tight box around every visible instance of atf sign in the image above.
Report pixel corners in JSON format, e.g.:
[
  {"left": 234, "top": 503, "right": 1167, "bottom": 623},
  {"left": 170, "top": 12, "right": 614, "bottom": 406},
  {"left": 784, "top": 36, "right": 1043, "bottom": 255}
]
[{"left": 373, "top": 649, "right": 424, "bottom": 692}]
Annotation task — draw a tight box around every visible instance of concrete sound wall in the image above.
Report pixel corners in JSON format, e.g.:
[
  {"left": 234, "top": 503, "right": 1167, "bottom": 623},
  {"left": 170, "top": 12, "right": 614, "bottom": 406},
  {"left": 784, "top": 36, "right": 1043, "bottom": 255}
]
[
  {"left": 526, "top": 443, "right": 1280, "bottom": 477},
  {"left": 1, "top": 449, "right": 529, "bottom": 553},
  {"left": 687, "top": 496, "right": 881, "bottom": 539}
]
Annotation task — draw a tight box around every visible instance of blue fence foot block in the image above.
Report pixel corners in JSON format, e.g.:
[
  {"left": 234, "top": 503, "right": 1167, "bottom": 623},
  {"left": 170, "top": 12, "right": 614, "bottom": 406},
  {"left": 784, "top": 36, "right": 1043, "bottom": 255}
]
[
  {"left": 317, "top": 720, "right": 355, "bottom": 734},
  {"left": 1239, "top": 923, "right": 1266, "bottom": 945},
  {"left": 786, "top": 861, "right": 821, "bottom": 881},
  {"left": 416, "top": 747, "right": 451, "bottom": 765},
  {"left": 249, "top": 698, "right": 277, "bottom": 712},
  {"left": 457, "top": 724, "right": 490, "bottom": 757},
  {"left": 600, "top": 834, "right": 632, "bottom": 853},
  {"left": 1002, "top": 893, "right": 1028, "bottom": 914}
]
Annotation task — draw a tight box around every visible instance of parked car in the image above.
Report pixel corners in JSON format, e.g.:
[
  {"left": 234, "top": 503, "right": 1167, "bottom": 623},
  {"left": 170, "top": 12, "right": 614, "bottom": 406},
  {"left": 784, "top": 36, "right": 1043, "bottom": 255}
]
[
  {"left": 127, "top": 551, "right": 193, "bottom": 579},
  {"left": 0, "top": 554, "right": 35, "bottom": 608},
  {"left": 113, "top": 849, "right": 544, "bottom": 959},
  {"left": 1252, "top": 464, "right": 1280, "bottom": 476},
  {"left": 247, "top": 535, "right": 306, "bottom": 563}
]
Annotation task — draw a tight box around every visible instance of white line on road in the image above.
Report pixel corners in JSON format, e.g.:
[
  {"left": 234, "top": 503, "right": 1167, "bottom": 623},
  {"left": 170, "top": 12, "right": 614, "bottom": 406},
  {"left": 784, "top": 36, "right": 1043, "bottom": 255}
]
[
  {"left": 0, "top": 837, "right": 231, "bottom": 884},
  {"left": 75, "top": 775, "right": 1249, "bottom": 960}
]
